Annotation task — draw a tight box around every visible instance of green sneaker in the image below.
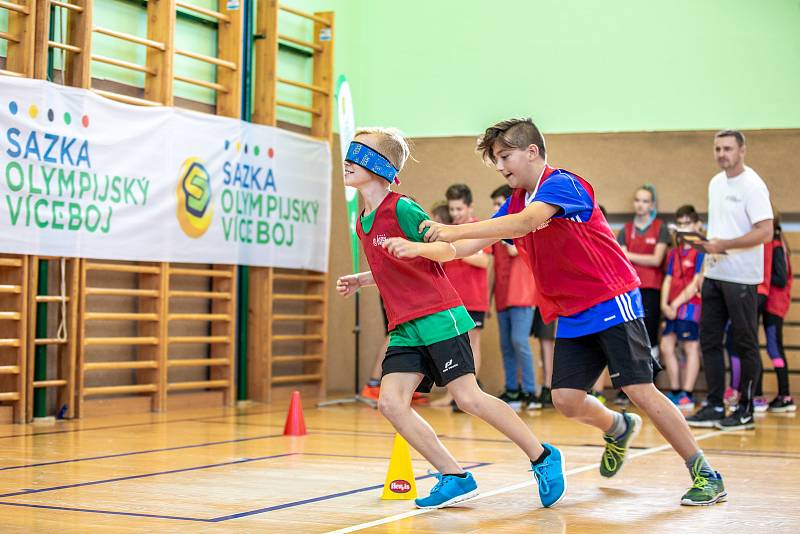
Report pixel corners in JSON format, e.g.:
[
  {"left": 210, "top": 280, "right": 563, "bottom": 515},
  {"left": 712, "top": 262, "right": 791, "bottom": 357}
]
[
  {"left": 589, "top": 390, "right": 607, "bottom": 405},
  {"left": 681, "top": 470, "right": 727, "bottom": 506},
  {"left": 600, "top": 412, "right": 642, "bottom": 478}
]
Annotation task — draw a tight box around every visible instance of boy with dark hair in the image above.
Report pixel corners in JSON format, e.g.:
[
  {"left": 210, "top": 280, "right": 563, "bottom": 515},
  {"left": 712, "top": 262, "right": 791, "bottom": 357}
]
[
  {"left": 430, "top": 202, "right": 452, "bottom": 226},
  {"left": 446, "top": 183, "right": 473, "bottom": 206},
  {"left": 431, "top": 183, "right": 491, "bottom": 410},
  {"left": 393, "top": 117, "right": 726, "bottom": 506},
  {"left": 444, "top": 183, "right": 490, "bottom": 334},
  {"left": 489, "top": 184, "right": 540, "bottom": 410},
  {"left": 660, "top": 205, "right": 705, "bottom": 411},
  {"left": 338, "top": 126, "right": 566, "bottom": 510}
]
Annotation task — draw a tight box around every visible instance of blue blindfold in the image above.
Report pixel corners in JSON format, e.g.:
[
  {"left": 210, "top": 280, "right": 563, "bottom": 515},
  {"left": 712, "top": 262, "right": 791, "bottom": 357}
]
[{"left": 345, "top": 141, "right": 399, "bottom": 184}]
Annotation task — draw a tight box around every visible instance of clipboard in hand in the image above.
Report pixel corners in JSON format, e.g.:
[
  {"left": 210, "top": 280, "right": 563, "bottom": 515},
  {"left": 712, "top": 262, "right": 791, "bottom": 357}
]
[{"left": 675, "top": 230, "right": 726, "bottom": 254}]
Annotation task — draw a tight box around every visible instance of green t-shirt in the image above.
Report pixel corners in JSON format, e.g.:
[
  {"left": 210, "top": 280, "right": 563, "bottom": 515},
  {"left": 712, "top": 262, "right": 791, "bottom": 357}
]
[{"left": 361, "top": 196, "right": 475, "bottom": 347}]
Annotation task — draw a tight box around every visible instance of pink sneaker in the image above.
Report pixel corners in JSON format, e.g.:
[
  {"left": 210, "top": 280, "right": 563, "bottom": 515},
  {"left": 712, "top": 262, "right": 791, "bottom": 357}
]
[
  {"left": 677, "top": 392, "right": 695, "bottom": 411},
  {"left": 723, "top": 387, "right": 739, "bottom": 409}
]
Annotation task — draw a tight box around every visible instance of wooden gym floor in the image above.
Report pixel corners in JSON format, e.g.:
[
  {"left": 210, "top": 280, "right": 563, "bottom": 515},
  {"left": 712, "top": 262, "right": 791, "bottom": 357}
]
[{"left": 0, "top": 396, "right": 797, "bottom": 533}]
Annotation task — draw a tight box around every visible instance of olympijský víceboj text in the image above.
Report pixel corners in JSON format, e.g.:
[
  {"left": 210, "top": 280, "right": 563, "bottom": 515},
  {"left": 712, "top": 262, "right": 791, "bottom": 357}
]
[
  {"left": 2, "top": 128, "right": 149, "bottom": 233},
  {"left": 220, "top": 159, "right": 321, "bottom": 247}
]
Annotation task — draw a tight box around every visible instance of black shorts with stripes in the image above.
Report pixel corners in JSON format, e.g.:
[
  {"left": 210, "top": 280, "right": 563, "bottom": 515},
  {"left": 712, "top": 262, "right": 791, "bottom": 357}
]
[{"left": 552, "top": 318, "right": 661, "bottom": 390}]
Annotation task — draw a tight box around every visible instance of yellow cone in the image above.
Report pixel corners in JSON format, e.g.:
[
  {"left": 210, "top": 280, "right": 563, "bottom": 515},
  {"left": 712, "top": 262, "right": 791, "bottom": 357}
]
[{"left": 381, "top": 434, "right": 418, "bottom": 500}]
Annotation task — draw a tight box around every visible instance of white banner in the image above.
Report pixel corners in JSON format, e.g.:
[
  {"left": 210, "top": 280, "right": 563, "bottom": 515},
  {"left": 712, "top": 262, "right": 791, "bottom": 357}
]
[{"left": 0, "top": 77, "right": 332, "bottom": 271}]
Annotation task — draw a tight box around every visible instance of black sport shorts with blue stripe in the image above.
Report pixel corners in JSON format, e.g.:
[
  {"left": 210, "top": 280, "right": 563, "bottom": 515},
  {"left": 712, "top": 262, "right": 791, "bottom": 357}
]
[{"left": 552, "top": 318, "right": 661, "bottom": 390}]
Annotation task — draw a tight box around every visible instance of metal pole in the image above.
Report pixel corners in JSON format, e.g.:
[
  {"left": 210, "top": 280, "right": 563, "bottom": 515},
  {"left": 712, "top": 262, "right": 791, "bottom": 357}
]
[
  {"left": 33, "top": 261, "right": 48, "bottom": 418},
  {"left": 353, "top": 292, "right": 360, "bottom": 394},
  {"left": 236, "top": 0, "right": 255, "bottom": 401}
]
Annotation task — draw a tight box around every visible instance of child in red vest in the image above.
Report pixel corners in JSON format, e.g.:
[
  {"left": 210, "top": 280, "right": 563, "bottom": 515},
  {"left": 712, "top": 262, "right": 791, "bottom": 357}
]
[
  {"left": 401, "top": 117, "right": 725, "bottom": 506},
  {"left": 660, "top": 205, "right": 705, "bottom": 412},
  {"left": 618, "top": 185, "right": 669, "bottom": 351},
  {"left": 757, "top": 218, "right": 795, "bottom": 411},
  {"left": 431, "top": 185, "right": 491, "bottom": 410},
  {"left": 612, "top": 185, "right": 668, "bottom": 407},
  {"left": 763, "top": 219, "right": 795, "bottom": 411},
  {"left": 445, "top": 183, "right": 490, "bottom": 366},
  {"left": 337, "top": 127, "right": 566, "bottom": 510},
  {"left": 723, "top": 218, "right": 793, "bottom": 412},
  {"left": 489, "top": 185, "right": 541, "bottom": 411}
]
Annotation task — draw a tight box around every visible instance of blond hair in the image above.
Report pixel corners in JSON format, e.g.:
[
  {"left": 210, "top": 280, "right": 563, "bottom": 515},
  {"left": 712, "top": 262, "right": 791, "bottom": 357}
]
[{"left": 355, "top": 127, "right": 410, "bottom": 172}]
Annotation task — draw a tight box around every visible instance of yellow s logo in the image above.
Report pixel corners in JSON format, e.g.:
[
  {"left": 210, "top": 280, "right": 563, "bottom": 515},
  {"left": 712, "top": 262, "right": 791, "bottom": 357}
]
[{"left": 176, "top": 157, "right": 213, "bottom": 238}]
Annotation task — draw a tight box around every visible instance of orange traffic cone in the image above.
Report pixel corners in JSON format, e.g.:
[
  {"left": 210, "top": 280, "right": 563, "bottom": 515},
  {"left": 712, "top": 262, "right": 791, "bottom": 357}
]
[{"left": 283, "top": 390, "right": 307, "bottom": 436}]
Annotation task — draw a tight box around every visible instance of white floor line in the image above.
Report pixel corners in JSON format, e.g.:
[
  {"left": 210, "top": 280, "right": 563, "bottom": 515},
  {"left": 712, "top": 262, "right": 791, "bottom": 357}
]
[{"left": 325, "top": 429, "right": 727, "bottom": 534}]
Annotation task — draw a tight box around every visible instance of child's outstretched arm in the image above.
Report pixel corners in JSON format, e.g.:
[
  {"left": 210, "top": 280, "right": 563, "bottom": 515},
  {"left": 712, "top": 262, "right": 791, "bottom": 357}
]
[
  {"left": 420, "top": 201, "right": 559, "bottom": 243},
  {"left": 383, "top": 237, "right": 502, "bottom": 264},
  {"left": 453, "top": 238, "right": 498, "bottom": 259},
  {"left": 382, "top": 238, "right": 456, "bottom": 262},
  {"left": 460, "top": 250, "right": 491, "bottom": 269},
  {"left": 336, "top": 271, "right": 375, "bottom": 298}
]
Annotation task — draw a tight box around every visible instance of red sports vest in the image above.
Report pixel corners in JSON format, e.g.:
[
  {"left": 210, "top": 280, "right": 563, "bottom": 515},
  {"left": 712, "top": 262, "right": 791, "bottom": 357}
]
[
  {"left": 356, "top": 192, "right": 463, "bottom": 330},
  {"left": 758, "top": 238, "right": 774, "bottom": 296},
  {"left": 443, "top": 217, "right": 489, "bottom": 311},
  {"left": 667, "top": 247, "right": 702, "bottom": 307},
  {"left": 624, "top": 219, "right": 665, "bottom": 289},
  {"left": 509, "top": 166, "right": 640, "bottom": 323},
  {"left": 766, "top": 238, "right": 792, "bottom": 318},
  {"left": 492, "top": 241, "right": 536, "bottom": 311}
]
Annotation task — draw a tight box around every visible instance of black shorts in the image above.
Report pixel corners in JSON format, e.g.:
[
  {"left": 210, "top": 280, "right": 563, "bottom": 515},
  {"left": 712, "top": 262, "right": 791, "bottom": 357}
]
[
  {"left": 531, "top": 308, "right": 556, "bottom": 340},
  {"left": 552, "top": 319, "right": 661, "bottom": 390},
  {"left": 468, "top": 310, "right": 485, "bottom": 329},
  {"left": 381, "top": 333, "right": 476, "bottom": 392}
]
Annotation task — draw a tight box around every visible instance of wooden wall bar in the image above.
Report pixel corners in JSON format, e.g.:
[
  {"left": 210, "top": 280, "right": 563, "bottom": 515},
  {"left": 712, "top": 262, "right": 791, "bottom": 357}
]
[
  {"left": 0, "top": 0, "right": 253, "bottom": 420},
  {"left": 248, "top": 3, "right": 333, "bottom": 402}
]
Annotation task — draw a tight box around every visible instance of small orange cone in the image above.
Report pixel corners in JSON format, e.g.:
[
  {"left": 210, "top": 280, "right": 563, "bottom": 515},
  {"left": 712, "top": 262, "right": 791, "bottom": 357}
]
[
  {"left": 283, "top": 390, "right": 307, "bottom": 436},
  {"left": 381, "top": 434, "right": 418, "bottom": 500}
]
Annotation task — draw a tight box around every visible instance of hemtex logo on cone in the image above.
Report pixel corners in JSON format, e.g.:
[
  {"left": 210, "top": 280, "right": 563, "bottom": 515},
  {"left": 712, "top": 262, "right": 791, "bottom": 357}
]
[
  {"left": 443, "top": 359, "right": 458, "bottom": 373},
  {"left": 389, "top": 480, "right": 411, "bottom": 493}
]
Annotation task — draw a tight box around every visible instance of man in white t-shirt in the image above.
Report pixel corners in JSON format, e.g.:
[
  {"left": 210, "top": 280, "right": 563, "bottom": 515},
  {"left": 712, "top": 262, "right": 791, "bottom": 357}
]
[{"left": 687, "top": 130, "right": 773, "bottom": 431}]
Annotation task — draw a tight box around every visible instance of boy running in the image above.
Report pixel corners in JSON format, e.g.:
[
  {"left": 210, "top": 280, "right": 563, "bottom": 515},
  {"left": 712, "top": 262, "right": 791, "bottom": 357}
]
[
  {"left": 396, "top": 117, "right": 726, "bottom": 506},
  {"left": 336, "top": 127, "right": 566, "bottom": 509}
]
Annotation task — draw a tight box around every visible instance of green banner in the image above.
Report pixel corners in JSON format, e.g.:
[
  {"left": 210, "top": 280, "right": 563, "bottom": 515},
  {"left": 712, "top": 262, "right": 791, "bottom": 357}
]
[{"left": 335, "top": 75, "right": 359, "bottom": 272}]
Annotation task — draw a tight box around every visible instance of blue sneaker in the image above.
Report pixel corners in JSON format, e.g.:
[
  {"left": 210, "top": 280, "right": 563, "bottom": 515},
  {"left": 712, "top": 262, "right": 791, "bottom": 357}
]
[
  {"left": 666, "top": 391, "right": 680, "bottom": 405},
  {"left": 530, "top": 443, "right": 566, "bottom": 507},
  {"left": 414, "top": 472, "right": 479, "bottom": 509}
]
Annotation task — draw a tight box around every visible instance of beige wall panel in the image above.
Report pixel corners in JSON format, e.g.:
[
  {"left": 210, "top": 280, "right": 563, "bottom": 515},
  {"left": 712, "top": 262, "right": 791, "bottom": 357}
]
[{"left": 325, "top": 130, "right": 800, "bottom": 396}]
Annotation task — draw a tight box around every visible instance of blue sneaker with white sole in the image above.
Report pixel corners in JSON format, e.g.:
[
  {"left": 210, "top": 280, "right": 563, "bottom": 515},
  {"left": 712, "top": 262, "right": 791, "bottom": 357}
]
[
  {"left": 531, "top": 443, "right": 567, "bottom": 507},
  {"left": 414, "top": 472, "right": 479, "bottom": 509}
]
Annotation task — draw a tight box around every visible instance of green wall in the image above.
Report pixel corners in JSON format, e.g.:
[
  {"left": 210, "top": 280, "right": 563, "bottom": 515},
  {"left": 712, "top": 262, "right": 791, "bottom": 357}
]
[
  {"left": 325, "top": 0, "right": 800, "bottom": 136},
  {"left": 7, "top": 0, "right": 797, "bottom": 135}
]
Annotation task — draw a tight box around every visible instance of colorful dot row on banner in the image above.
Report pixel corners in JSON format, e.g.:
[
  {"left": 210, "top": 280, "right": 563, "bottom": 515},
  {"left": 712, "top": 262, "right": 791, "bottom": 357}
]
[
  {"left": 8, "top": 101, "right": 90, "bottom": 128},
  {"left": 224, "top": 139, "right": 274, "bottom": 158}
]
